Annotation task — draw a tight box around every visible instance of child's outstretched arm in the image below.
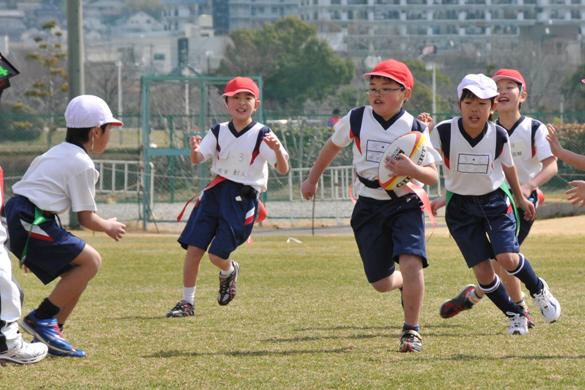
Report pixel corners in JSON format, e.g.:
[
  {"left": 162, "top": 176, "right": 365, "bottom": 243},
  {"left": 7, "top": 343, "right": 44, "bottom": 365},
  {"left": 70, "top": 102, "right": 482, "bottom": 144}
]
[
  {"left": 264, "top": 132, "right": 289, "bottom": 175},
  {"left": 566, "top": 180, "right": 585, "bottom": 207},
  {"left": 78, "top": 211, "right": 126, "bottom": 241},
  {"left": 547, "top": 123, "right": 585, "bottom": 171},
  {"left": 301, "top": 139, "right": 343, "bottom": 200}
]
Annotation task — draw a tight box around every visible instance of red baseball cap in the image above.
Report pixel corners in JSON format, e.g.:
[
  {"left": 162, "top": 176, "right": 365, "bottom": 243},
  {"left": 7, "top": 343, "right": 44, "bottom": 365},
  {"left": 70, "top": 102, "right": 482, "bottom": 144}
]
[
  {"left": 492, "top": 68, "right": 527, "bottom": 92},
  {"left": 223, "top": 76, "right": 260, "bottom": 99},
  {"left": 363, "top": 59, "right": 414, "bottom": 91}
]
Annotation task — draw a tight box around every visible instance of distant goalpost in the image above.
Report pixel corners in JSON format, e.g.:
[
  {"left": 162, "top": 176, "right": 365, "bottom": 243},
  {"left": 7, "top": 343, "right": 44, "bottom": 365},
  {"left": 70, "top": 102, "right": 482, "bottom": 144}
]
[{"left": 139, "top": 74, "right": 264, "bottom": 230}]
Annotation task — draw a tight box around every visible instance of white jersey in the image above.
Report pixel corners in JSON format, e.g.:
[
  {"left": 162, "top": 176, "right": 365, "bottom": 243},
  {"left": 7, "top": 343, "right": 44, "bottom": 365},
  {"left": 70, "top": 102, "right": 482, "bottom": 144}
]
[
  {"left": 12, "top": 142, "right": 99, "bottom": 214},
  {"left": 198, "top": 121, "right": 288, "bottom": 193},
  {"left": 331, "top": 106, "right": 441, "bottom": 200},
  {"left": 500, "top": 116, "right": 553, "bottom": 185},
  {"left": 431, "top": 117, "right": 513, "bottom": 196}
]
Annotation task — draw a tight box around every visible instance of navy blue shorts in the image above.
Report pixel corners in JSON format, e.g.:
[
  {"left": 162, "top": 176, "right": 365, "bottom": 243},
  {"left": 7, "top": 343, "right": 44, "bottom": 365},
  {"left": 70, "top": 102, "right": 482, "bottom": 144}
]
[
  {"left": 179, "top": 180, "right": 259, "bottom": 259},
  {"left": 3, "top": 195, "right": 86, "bottom": 285},
  {"left": 445, "top": 189, "right": 519, "bottom": 268},
  {"left": 350, "top": 194, "right": 428, "bottom": 284}
]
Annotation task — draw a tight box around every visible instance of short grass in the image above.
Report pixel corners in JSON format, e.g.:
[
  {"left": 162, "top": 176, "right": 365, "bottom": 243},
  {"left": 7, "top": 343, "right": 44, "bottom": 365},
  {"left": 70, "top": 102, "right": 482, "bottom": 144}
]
[{"left": 2, "top": 230, "right": 585, "bottom": 389}]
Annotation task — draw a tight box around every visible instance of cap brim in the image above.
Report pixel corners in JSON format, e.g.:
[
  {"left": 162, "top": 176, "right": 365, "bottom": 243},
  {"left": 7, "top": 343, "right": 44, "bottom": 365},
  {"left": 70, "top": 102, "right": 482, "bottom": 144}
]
[
  {"left": 492, "top": 75, "right": 525, "bottom": 88},
  {"left": 223, "top": 88, "right": 258, "bottom": 98},
  {"left": 363, "top": 71, "right": 407, "bottom": 89},
  {"left": 104, "top": 118, "right": 124, "bottom": 127},
  {"left": 459, "top": 86, "right": 498, "bottom": 100}
]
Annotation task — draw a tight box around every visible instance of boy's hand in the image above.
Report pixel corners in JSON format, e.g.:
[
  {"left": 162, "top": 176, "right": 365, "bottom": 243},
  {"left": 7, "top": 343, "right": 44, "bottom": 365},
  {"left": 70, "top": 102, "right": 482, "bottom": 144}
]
[
  {"left": 190, "top": 135, "right": 202, "bottom": 153},
  {"left": 263, "top": 133, "right": 282, "bottom": 151},
  {"left": 518, "top": 197, "right": 536, "bottom": 221},
  {"left": 430, "top": 197, "right": 445, "bottom": 216},
  {"left": 417, "top": 112, "right": 434, "bottom": 130},
  {"left": 567, "top": 180, "right": 585, "bottom": 207},
  {"left": 105, "top": 217, "right": 126, "bottom": 241},
  {"left": 385, "top": 153, "right": 417, "bottom": 177},
  {"left": 546, "top": 123, "right": 563, "bottom": 157},
  {"left": 301, "top": 179, "right": 318, "bottom": 200}
]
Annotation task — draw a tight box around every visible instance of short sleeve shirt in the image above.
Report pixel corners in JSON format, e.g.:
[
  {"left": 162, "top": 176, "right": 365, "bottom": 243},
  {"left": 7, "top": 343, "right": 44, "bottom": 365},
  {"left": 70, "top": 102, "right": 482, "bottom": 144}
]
[
  {"left": 431, "top": 117, "right": 513, "bottom": 195},
  {"left": 12, "top": 142, "right": 98, "bottom": 213},
  {"left": 198, "top": 121, "right": 289, "bottom": 192}
]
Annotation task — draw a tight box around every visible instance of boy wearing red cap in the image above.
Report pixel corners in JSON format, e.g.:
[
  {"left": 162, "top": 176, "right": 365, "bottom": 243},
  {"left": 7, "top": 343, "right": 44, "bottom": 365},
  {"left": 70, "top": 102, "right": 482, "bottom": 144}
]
[
  {"left": 166, "top": 76, "right": 289, "bottom": 317},
  {"left": 429, "top": 74, "right": 560, "bottom": 336},
  {"left": 301, "top": 59, "right": 441, "bottom": 352},
  {"left": 438, "top": 69, "right": 558, "bottom": 329},
  {"left": 3, "top": 95, "right": 126, "bottom": 357}
]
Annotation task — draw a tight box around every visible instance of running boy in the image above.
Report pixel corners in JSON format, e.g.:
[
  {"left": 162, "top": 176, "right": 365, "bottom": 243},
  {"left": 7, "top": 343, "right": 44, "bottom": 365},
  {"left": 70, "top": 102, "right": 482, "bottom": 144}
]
[
  {"left": 301, "top": 59, "right": 441, "bottom": 353},
  {"left": 547, "top": 123, "right": 585, "bottom": 207},
  {"left": 438, "top": 69, "right": 558, "bottom": 327},
  {"left": 4, "top": 95, "right": 126, "bottom": 357},
  {"left": 166, "top": 76, "right": 289, "bottom": 317},
  {"left": 0, "top": 167, "right": 48, "bottom": 364},
  {"left": 429, "top": 73, "right": 560, "bottom": 336}
]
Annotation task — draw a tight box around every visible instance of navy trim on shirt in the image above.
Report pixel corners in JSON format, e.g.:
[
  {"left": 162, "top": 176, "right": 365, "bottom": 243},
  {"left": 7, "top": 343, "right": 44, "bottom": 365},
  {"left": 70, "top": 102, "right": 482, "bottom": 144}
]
[
  {"left": 435, "top": 122, "right": 451, "bottom": 158},
  {"left": 349, "top": 106, "right": 366, "bottom": 141},
  {"left": 372, "top": 108, "right": 405, "bottom": 130},
  {"left": 497, "top": 115, "right": 525, "bottom": 137},
  {"left": 228, "top": 120, "right": 257, "bottom": 138},
  {"left": 494, "top": 124, "right": 509, "bottom": 158},
  {"left": 458, "top": 118, "right": 487, "bottom": 147}
]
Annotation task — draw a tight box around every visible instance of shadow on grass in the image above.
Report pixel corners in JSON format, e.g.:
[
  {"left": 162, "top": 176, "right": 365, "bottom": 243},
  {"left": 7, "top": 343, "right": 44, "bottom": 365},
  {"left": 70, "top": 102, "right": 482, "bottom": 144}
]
[
  {"left": 144, "top": 347, "right": 353, "bottom": 358},
  {"left": 293, "top": 323, "right": 468, "bottom": 332}
]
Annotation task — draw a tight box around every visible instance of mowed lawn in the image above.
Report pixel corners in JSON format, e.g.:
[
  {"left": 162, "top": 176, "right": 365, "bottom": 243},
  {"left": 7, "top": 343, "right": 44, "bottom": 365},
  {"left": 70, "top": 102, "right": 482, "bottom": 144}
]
[{"left": 2, "top": 224, "right": 585, "bottom": 389}]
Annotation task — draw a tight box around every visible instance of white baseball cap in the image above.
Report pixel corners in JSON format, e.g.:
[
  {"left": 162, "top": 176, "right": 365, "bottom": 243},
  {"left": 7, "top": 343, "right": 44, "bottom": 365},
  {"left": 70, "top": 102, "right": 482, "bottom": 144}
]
[
  {"left": 65, "top": 95, "right": 123, "bottom": 128},
  {"left": 457, "top": 74, "right": 499, "bottom": 100}
]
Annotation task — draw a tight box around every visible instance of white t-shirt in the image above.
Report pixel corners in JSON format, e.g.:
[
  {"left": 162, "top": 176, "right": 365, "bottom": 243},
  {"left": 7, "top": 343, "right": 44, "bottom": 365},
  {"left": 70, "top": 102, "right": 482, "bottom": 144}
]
[
  {"left": 198, "top": 121, "right": 288, "bottom": 193},
  {"left": 500, "top": 116, "right": 553, "bottom": 185},
  {"left": 331, "top": 106, "right": 441, "bottom": 200},
  {"left": 12, "top": 142, "right": 99, "bottom": 214},
  {"left": 431, "top": 117, "right": 514, "bottom": 196}
]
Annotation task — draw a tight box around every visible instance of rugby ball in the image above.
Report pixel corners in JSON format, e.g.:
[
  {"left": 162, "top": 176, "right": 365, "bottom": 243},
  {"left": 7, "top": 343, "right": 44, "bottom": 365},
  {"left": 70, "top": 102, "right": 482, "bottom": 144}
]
[{"left": 378, "top": 131, "right": 427, "bottom": 191}]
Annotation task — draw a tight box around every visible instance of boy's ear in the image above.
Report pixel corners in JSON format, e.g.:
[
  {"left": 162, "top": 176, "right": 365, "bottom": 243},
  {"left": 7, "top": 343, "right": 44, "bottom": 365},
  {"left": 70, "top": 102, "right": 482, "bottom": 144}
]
[
  {"left": 254, "top": 99, "right": 260, "bottom": 110},
  {"left": 519, "top": 89, "right": 528, "bottom": 102}
]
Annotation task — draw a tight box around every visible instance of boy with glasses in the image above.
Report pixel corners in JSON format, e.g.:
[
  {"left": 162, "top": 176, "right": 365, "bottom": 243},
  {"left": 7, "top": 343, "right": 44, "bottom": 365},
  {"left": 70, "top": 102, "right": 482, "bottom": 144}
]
[{"left": 302, "top": 59, "right": 441, "bottom": 352}]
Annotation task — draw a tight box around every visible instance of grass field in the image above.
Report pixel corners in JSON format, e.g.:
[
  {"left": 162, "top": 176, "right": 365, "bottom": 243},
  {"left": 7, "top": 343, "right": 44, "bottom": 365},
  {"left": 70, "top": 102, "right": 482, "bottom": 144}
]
[{"left": 2, "top": 222, "right": 585, "bottom": 389}]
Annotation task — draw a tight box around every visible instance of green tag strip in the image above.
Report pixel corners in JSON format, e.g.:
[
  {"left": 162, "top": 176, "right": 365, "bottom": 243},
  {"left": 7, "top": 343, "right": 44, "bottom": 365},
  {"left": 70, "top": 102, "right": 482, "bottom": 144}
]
[{"left": 20, "top": 207, "right": 48, "bottom": 267}]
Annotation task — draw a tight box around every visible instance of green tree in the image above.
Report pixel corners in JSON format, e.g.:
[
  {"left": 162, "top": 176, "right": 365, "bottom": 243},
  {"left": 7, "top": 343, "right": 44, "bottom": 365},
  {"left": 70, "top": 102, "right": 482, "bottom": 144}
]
[
  {"left": 24, "top": 20, "right": 68, "bottom": 146},
  {"left": 218, "top": 17, "right": 354, "bottom": 111}
]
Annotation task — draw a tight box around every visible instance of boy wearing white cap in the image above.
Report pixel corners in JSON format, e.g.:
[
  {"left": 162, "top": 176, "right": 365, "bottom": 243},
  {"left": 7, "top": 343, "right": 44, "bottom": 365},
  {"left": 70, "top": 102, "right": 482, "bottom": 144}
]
[
  {"left": 429, "top": 74, "right": 560, "bottom": 335},
  {"left": 302, "top": 59, "right": 441, "bottom": 353},
  {"left": 439, "top": 69, "right": 559, "bottom": 328},
  {"left": 3, "top": 95, "right": 126, "bottom": 357},
  {"left": 166, "top": 77, "right": 289, "bottom": 318}
]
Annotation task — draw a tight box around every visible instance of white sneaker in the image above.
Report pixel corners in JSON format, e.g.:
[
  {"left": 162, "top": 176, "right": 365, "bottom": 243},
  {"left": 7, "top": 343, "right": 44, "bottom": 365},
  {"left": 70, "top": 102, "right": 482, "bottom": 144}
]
[
  {"left": 506, "top": 312, "right": 528, "bottom": 335},
  {"left": 532, "top": 278, "right": 561, "bottom": 323},
  {"left": 0, "top": 338, "right": 48, "bottom": 364}
]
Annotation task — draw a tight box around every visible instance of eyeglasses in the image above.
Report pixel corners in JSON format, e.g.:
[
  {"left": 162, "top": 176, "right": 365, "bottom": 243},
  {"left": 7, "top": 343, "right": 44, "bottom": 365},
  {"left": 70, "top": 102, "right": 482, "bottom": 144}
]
[{"left": 366, "top": 86, "right": 405, "bottom": 96}]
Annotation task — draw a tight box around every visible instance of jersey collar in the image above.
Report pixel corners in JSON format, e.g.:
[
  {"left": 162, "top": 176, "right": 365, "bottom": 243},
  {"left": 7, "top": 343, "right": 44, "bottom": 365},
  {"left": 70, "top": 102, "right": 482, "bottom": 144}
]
[
  {"left": 228, "top": 120, "right": 257, "bottom": 137},
  {"left": 497, "top": 115, "right": 525, "bottom": 136},
  {"left": 372, "top": 108, "right": 405, "bottom": 130},
  {"left": 458, "top": 117, "right": 488, "bottom": 147}
]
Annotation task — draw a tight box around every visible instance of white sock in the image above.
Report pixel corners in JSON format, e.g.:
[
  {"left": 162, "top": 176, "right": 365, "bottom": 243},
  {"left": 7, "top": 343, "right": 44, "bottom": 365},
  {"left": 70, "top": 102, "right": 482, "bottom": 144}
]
[
  {"left": 182, "top": 287, "right": 196, "bottom": 304},
  {"left": 220, "top": 261, "right": 234, "bottom": 277}
]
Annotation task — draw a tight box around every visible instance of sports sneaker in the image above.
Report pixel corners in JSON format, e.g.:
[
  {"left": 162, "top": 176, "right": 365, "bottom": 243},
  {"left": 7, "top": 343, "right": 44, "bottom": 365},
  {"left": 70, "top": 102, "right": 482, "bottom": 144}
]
[
  {"left": 532, "top": 278, "right": 561, "bottom": 323},
  {"left": 0, "top": 337, "right": 48, "bottom": 364},
  {"left": 440, "top": 284, "right": 476, "bottom": 319},
  {"left": 218, "top": 261, "right": 239, "bottom": 306},
  {"left": 399, "top": 330, "right": 422, "bottom": 353},
  {"left": 20, "top": 311, "right": 81, "bottom": 355},
  {"left": 166, "top": 300, "right": 195, "bottom": 318},
  {"left": 506, "top": 312, "right": 528, "bottom": 335},
  {"left": 31, "top": 337, "right": 86, "bottom": 358}
]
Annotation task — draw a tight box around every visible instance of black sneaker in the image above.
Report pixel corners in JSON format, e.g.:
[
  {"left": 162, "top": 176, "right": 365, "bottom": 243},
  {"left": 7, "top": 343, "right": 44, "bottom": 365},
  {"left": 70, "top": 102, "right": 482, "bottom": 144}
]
[
  {"left": 218, "top": 261, "right": 239, "bottom": 306},
  {"left": 166, "top": 300, "right": 195, "bottom": 317},
  {"left": 439, "top": 284, "right": 476, "bottom": 319},
  {"left": 399, "top": 330, "right": 422, "bottom": 353}
]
